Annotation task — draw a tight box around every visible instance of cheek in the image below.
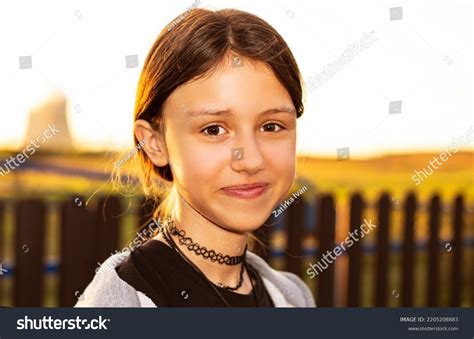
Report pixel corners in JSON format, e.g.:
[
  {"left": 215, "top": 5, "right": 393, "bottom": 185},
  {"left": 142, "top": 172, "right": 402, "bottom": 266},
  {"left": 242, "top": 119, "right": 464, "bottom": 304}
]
[
  {"left": 263, "top": 139, "right": 296, "bottom": 181},
  {"left": 262, "top": 141, "right": 296, "bottom": 201},
  {"left": 170, "top": 141, "right": 225, "bottom": 187}
]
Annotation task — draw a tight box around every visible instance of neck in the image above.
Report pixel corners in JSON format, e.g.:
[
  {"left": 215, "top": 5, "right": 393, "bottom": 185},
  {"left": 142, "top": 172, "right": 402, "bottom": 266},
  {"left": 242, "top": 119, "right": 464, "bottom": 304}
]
[{"left": 169, "top": 196, "right": 250, "bottom": 289}]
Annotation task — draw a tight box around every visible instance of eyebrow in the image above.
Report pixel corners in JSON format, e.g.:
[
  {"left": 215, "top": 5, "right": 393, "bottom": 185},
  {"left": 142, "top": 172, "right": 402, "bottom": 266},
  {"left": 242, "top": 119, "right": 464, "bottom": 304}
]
[{"left": 185, "top": 106, "right": 296, "bottom": 117}]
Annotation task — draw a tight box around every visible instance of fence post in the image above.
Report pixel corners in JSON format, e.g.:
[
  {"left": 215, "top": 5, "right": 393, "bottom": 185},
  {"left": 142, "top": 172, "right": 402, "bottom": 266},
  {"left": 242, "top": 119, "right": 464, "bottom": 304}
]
[
  {"left": 316, "top": 194, "right": 336, "bottom": 307},
  {"left": 375, "top": 193, "right": 391, "bottom": 307},
  {"left": 347, "top": 192, "right": 364, "bottom": 307},
  {"left": 95, "top": 196, "right": 122, "bottom": 262},
  {"left": 59, "top": 196, "right": 97, "bottom": 306},
  {"left": 254, "top": 217, "right": 274, "bottom": 263},
  {"left": 14, "top": 199, "right": 46, "bottom": 306},
  {"left": 60, "top": 195, "right": 123, "bottom": 306},
  {"left": 285, "top": 196, "right": 305, "bottom": 276},
  {"left": 450, "top": 194, "right": 464, "bottom": 307},
  {"left": 427, "top": 194, "right": 441, "bottom": 307},
  {"left": 402, "top": 192, "right": 417, "bottom": 307}
]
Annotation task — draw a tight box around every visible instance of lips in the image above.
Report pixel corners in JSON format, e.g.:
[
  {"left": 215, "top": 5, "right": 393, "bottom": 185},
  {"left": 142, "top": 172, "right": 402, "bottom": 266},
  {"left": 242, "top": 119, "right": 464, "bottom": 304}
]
[{"left": 221, "top": 182, "right": 269, "bottom": 199}]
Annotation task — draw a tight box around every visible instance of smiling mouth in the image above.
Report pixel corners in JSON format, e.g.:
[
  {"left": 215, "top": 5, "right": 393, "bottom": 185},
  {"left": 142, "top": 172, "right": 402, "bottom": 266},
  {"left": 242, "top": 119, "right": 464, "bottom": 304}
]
[{"left": 221, "top": 183, "right": 269, "bottom": 199}]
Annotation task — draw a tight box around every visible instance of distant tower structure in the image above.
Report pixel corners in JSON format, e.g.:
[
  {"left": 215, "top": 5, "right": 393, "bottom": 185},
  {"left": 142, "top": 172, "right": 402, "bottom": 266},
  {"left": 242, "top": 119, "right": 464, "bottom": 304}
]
[{"left": 23, "top": 92, "right": 74, "bottom": 153}]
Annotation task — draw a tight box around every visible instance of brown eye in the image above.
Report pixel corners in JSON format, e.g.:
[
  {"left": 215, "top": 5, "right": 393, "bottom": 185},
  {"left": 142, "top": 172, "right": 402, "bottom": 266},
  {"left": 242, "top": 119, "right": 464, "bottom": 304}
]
[
  {"left": 203, "top": 125, "right": 225, "bottom": 136},
  {"left": 261, "top": 123, "right": 283, "bottom": 133}
]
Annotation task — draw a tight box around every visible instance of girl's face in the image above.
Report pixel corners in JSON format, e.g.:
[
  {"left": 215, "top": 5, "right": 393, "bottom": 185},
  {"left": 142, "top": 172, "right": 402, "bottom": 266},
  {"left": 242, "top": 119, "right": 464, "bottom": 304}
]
[{"left": 162, "top": 54, "right": 297, "bottom": 232}]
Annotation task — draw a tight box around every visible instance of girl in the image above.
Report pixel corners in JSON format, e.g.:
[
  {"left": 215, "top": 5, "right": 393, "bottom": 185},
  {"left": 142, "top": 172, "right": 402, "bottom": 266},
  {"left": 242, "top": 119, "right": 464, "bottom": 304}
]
[{"left": 76, "top": 7, "right": 315, "bottom": 307}]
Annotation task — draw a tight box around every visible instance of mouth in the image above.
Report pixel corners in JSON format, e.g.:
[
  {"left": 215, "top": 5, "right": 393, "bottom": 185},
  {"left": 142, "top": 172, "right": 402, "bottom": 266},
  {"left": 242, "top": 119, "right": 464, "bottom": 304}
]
[{"left": 221, "top": 182, "right": 269, "bottom": 199}]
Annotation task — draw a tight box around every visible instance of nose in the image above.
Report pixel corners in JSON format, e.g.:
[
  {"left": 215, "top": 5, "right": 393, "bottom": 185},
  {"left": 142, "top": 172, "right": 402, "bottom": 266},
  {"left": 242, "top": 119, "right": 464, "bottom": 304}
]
[{"left": 230, "top": 131, "right": 266, "bottom": 174}]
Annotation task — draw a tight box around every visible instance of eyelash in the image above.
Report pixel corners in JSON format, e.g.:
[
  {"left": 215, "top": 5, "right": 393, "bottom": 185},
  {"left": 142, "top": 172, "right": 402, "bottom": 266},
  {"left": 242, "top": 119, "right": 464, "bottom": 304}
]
[{"left": 201, "top": 122, "right": 285, "bottom": 137}]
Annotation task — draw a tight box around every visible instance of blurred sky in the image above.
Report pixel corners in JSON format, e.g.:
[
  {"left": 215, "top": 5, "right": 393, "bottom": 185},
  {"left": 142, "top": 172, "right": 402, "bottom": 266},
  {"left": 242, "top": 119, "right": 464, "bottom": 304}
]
[{"left": 0, "top": 0, "right": 472, "bottom": 158}]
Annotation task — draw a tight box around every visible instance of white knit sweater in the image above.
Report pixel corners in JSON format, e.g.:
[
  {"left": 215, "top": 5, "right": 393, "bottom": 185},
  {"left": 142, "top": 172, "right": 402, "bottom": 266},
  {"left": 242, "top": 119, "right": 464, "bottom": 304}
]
[{"left": 75, "top": 250, "right": 316, "bottom": 307}]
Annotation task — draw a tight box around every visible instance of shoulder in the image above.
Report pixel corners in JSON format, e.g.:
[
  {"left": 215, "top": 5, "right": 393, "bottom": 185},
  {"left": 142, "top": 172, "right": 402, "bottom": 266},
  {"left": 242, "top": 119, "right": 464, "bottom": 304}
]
[
  {"left": 74, "top": 252, "right": 156, "bottom": 308},
  {"left": 246, "top": 251, "right": 316, "bottom": 307}
]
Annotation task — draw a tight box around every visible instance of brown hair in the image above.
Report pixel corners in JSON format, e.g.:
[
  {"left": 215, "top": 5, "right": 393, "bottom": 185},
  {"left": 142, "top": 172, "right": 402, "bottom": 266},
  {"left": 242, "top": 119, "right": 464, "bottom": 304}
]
[{"left": 122, "top": 8, "right": 304, "bottom": 239}]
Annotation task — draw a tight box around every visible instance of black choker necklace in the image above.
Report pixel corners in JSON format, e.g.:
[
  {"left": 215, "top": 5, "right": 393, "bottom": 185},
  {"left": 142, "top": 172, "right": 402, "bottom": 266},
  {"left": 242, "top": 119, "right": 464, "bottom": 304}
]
[
  {"left": 165, "top": 217, "right": 247, "bottom": 266},
  {"left": 161, "top": 224, "right": 246, "bottom": 291},
  {"left": 160, "top": 218, "right": 259, "bottom": 306}
]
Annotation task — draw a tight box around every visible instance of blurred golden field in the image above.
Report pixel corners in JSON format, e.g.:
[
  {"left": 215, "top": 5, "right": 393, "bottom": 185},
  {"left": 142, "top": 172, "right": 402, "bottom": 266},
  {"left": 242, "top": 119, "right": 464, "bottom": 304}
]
[
  {"left": 1, "top": 151, "right": 472, "bottom": 201},
  {"left": 296, "top": 152, "right": 474, "bottom": 202}
]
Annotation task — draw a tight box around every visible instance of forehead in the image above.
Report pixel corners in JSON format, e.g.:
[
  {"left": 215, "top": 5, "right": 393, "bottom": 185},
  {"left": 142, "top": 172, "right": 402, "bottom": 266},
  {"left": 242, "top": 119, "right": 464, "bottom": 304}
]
[{"left": 163, "top": 55, "right": 293, "bottom": 119}]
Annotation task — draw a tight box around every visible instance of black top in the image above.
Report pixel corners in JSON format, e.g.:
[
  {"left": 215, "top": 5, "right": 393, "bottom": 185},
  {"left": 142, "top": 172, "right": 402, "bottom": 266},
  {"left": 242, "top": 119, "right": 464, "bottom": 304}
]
[{"left": 115, "top": 239, "right": 274, "bottom": 307}]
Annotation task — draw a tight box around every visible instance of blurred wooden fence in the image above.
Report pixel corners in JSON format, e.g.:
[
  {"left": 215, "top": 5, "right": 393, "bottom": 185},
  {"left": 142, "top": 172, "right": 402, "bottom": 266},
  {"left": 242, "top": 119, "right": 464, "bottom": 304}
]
[{"left": 0, "top": 192, "right": 471, "bottom": 307}]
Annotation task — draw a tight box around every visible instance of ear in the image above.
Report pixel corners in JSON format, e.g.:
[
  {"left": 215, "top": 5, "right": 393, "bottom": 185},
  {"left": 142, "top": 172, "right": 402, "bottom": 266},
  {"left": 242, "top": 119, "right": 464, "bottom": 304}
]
[{"left": 134, "top": 119, "right": 169, "bottom": 167}]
